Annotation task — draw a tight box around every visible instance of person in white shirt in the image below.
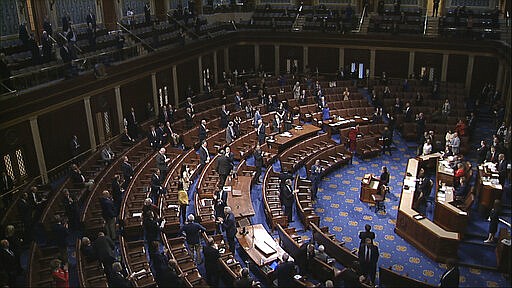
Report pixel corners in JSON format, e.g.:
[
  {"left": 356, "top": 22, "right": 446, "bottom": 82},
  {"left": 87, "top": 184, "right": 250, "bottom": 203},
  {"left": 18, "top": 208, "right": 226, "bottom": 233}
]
[{"left": 422, "top": 138, "right": 433, "bottom": 156}]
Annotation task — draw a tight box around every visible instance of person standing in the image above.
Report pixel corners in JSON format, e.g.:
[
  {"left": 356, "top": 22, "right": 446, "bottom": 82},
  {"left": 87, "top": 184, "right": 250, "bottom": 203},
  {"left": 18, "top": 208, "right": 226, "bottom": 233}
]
[
  {"left": 497, "top": 154, "right": 507, "bottom": 185},
  {"left": 253, "top": 144, "right": 264, "bottom": 184},
  {"left": 179, "top": 214, "right": 206, "bottom": 264},
  {"left": 177, "top": 182, "right": 189, "bottom": 224},
  {"left": 310, "top": 160, "right": 324, "bottom": 200},
  {"left": 203, "top": 237, "right": 220, "bottom": 286},
  {"left": 121, "top": 156, "right": 134, "bottom": 189},
  {"left": 198, "top": 119, "right": 208, "bottom": 143},
  {"left": 440, "top": 259, "right": 460, "bottom": 287},
  {"left": 358, "top": 224, "right": 375, "bottom": 245},
  {"left": 216, "top": 148, "right": 233, "bottom": 189},
  {"left": 358, "top": 237, "right": 379, "bottom": 284},
  {"left": 256, "top": 119, "right": 266, "bottom": 145},
  {"left": 199, "top": 141, "right": 210, "bottom": 167},
  {"left": 150, "top": 169, "right": 163, "bottom": 203},
  {"left": 99, "top": 190, "right": 117, "bottom": 240},
  {"left": 156, "top": 148, "right": 171, "bottom": 179},
  {"left": 432, "top": 0, "right": 440, "bottom": 17},
  {"left": 144, "top": 2, "right": 151, "bottom": 24},
  {"left": 484, "top": 200, "right": 501, "bottom": 243},
  {"left": 220, "top": 206, "right": 237, "bottom": 253},
  {"left": 280, "top": 178, "right": 295, "bottom": 223},
  {"left": 50, "top": 258, "right": 69, "bottom": 288},
  {"left": 276, "top": 253, "right": 296, "bottom": 287}
]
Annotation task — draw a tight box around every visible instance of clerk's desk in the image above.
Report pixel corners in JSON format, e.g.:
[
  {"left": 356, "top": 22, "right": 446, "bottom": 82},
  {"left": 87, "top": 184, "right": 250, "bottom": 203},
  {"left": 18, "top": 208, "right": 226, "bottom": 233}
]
[
  {"left": 236, "top": 224, "right": 291, "bottom": 281},
  {"left": 360, "top": 174, "right": 381, "bottom": 204},
  {"left": 477, "top": 162, "right": 503, "bottom": 211},
  {"left": 395, "top": 156, "right": 460, "bottom": 262}
]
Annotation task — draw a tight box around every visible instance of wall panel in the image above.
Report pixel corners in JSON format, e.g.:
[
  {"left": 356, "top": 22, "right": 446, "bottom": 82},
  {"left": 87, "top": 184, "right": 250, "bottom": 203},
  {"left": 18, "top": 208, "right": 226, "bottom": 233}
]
[
  {"left": 471, "top": 56, "right": 498, "bottom": 97},
  {"left": 414, "top": 52, "right": 443, "bottom": 81},
  {"left": 308, "top": 47, "right": 338, "bottom": 74},
  {"left": 280, "top": 45, "right": 303, "bottom": 74},
  {"left": 259, "top": 45, "right": 275, "bottom": 74},
  {"left": 375, "top": 50, "right": 409, "bottom": 78},
  {"left": 0, "top": 121, "right": 37, "bottom": 180},
  {"left": 120, "top": 76, "right": 153, "bottom": 124},
  {"left": 446, "top": 54, "right": 468, "bottom": 84},
  {"left": 177, "top": 58, "right": 200, "bottom": 102},
  {"left": 229, "top": 45, "right": 255, "bottom": 73}
]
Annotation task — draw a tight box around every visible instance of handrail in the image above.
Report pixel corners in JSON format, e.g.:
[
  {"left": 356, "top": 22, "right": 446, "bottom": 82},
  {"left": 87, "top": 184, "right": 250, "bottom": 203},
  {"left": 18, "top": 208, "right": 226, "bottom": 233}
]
[
  {"left": 166, "top": 12, "right": 200, "bottom": 39},
  {"left": 356, "top": 6, "right": 367, "bottom": 33},
  {"left": 423, "top": 8, "right": 429, "bottom": 35},
  {"left": 0, "top": 81, "right": 15, "bottom": 93},
  {"left": 57, "top": 31, "right": 84, "bottom": 54},
  {"left": 116, "top": 22, "right": 156, "bottom": 52},
  {"left": 48, "top": 35, "right": 58, "bottom": 44}
]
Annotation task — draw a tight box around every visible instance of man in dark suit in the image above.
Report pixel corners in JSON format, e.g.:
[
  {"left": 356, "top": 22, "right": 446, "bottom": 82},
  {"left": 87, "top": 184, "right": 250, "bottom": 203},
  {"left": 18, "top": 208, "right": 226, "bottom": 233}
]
[
  {"left": 358, "top": 224, "right": 375, "bottom": 245},
  {"left": 99, "top": 190, "right": 117, "bottom": 240},
  {"left": 70, "top": 135, "right": 80, "bottom": 159},
  {"left": 358, "top": 238, "right": 379, "bottom": 284},
  {"left": 108, "top": 262, "right": 133, "bottom": 287},
  {"left": 203, "top": 237, "right": 220, "bottom": 286},
  {"left": 111, "top": 174, "right": 124, "bottom": 216},
  {"left": 126, "top": 107, "right": 139, "bottom": 139},
  {"left": 379, "top": 166, "right": 390, "bottom": 188},
  {"left": 276, "top": 253, "right": 296, "bottom": 287},
  {"left": 17, "top": 192, "right": 33, "bottom": 242},
  {"left": 198, "top": 119, "right": 208, "bottom": 143},
  {"left": 403, "top": 102, "right": 413, "bottom": 122},
  {"left": 86, "top": 9, "right": 96, "bottom": 30},
  {"left": 310, "top": 160, "right": 324, "bottom": 199},
  {"left": 256, "top": 119, "right": 266, "bottom": 145},
  {"left": 254, "top": 145, "right": 264, "bottom": 184},
  {"left": 156, "top": 148, "right": 171, "bottom": 178},
  {"left": 486, "top": 146, "right": 498, "bottom": 163},
  {"left": 93, "top": 232, "right": 116, "bottom": 274},
  {"left": 148, "top": 125, "right": 160, "bottom": 150},
  {"left": 221, "top": 206, "right": 237, "bottom": 253},
  {"left": 1, "top": 171, "right": 14, "bottom": 211},
  {"left": 199, "top": 141, "right": 210, "bottom": 167},
  {"left": 122, "top": 156, "right": 134, "bottom": 189},
  {"left": 234, "top": 268, "right": 254, "bottom": 287},
  {"left": 143, "top": 211, "right": 161, "bottom": 244},
  {"left": 61, "top": 12, "right": 71, "bottom": 32},
  {"left": 280, "top": 178, "right": 295, "bottom": 223},
  {"left": 0, "top": 239, "right": 18, "bottom": 287},
  {"left": 220, "top": 105, "right": 230, "bottom": 128},
  {"left": 440, "top": 259, "right": 459, "bottom": 287},
  {"left": 185, "top": 108, "right": 195, "bottom": 130},
  {"left": 497, "top": 154, "right": 507, "bottom": 185},
  {"left": 216, "top": 149, "right": 234, "bottom": 189},
  {"left": 144, "top": 2, "right": 151, "bottom": 23},
  {"left": 43, "top": 16, "right": 53, "bottom": 36},
  {"left": 180, "top": 214, "right": 207, "bottom": 264},
  {"left": 150, "top": 169, "right": 163, "bottom": 203}
]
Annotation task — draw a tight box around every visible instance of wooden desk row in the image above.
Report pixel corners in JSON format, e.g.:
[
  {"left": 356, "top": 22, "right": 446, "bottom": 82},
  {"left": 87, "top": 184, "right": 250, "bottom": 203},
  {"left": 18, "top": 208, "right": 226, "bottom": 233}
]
[{"left": 279, "top": 132, "right": 335, "bottom": 173}]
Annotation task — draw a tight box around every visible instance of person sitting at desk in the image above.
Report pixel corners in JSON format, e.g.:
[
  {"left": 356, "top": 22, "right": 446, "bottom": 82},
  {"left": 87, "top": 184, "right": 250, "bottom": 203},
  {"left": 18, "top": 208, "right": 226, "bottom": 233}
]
[
  {"left": 455, "top": 176, "right": 469, "bottom": 198},
  {"left": 314, "top": 245, "right": 330, "bottom": 264},
  {"left": 454, "top": 163, "right": 465, "bottom": 188}
]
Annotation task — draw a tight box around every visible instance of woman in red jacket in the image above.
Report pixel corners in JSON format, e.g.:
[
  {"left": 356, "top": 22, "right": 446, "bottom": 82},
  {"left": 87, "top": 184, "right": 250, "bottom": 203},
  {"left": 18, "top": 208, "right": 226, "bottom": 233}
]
[{"left": 50, "top": 259, "right": 69, "bottom": 288}]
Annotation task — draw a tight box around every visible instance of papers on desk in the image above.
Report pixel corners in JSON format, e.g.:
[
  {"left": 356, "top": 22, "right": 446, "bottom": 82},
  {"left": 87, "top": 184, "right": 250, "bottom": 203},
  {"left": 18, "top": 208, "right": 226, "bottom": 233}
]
[
  {"left": 132, "top": 212, "right": 143, "bottom": 218},
  {"left": 255, "top": 240, "right": 277, "bottom": 256},
  {"left": 501, "top": 239, "right": 511, "bottom": 246},
  {"left": 413, "top": 214, "right": 425, "bottom": 220},
  {"left": 223, "top": 186, "right": 232, "bottom": 192},
  {"left": 167, "top": 204, "right": 178, "bottom": 209},
  {"left": 294, "top": 126, "right": 303, "bottom": 130},
  {"left": 201, "top": 199, "right": 213, "bottom": 206},
  {"left": 280, "top": 132, "right": 293, "bottom": 137},
  {"left": 159, "top": 219, "right": 166, "bottom": 229},
  {"left": 232, "top": 189, "right": 242, "bottom": 196}
]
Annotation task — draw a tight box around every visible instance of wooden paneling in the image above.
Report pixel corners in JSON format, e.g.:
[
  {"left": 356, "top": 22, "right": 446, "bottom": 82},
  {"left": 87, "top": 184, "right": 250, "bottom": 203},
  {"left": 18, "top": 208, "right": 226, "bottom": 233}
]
[
  {"left": 344, "top": 48, "right": 370, "bottom": 68},
  {"left": 471, "top": 56, "right": 498, "bottom": 95},
  {"left": 260, "top": 45, "right": 275, "bottom": 73},
  {"left": 446, "top": 54, "right": 468, "bottom": 84},
  {"left": 375, "top": 50, "right": 409, "bottom": 78},
  {"left": 102, "top": 0, "right": 117, "bottom": 30},
  {"left": 414, "top": 52, "right": 443, "bottom": 81},
  {"left": 39, "top": 101, "right": 88, "bottom": 170},
  {"left": 229, "top": 45, "right": 255, "bottom": 72},
  {"left": 177, "top": 58, "right": 199, "bottom": 102},
  {"left": 308, "top": 47, "right": 338, "bottom": 74},
  {"left": 280, "top": 45, "right": 303, "bottom": 74},
  {"left": 216, "top": 49, "right": 224, "bottom": 79},
  {"left": 0, "top": 121, "right": 37, "bottom": 179},
  {"left": 90, "top": 89, "right": 117, "bottom": 144},
  {"left": 120, "top": 76, "right": 153, "bottom": 122}
]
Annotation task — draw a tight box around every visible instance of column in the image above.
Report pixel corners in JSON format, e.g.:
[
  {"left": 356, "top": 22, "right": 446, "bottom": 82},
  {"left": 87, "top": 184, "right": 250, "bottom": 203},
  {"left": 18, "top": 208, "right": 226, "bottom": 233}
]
[
  {"left": 465, "top": 55, "right": 475, "bottom": 96},
  {"left": 151, "top": 72, "right": 159, "bottom": 116},
  {"left": 369, "top": 49, "right": 376, "bottom": 79},
  {"left": 303, "top": 46, "right": 308, "bottom": 73},
  {"left": 223, "top": 48, "right": 229, "bottom": 72},
  {"left": 84, "top": 97, "right": 97, "bottom": 152},
  {"left": 95, "top": 0, "right": 103, "bottom": 24},
  {"left": 213, "top": 50, "right": 218, "bottom": 84},
  {"left": 441, "top": 53, "right": 449, "bottom": 82},
  {"left": 408, "top": 51, "right": 415, "bottom": 77},
  {"left": 198, "top": 56, "right": 204, "bottom": 93},
  {"left": 29, "top": 117, "right": 48, "bottom": 184},
  {"left": 172, "top": 65, "right": 179, "bottom": 106},
  {"left": 338, "top": 48, "right": 345, "bottom": 69},
  {"left": 274, "top": 45, "right": 280, "bottom": 76},
  {"left": 254, "top": 44, "right": 260, "bottom": 72},
  {"left": 115, "top": 86, "right": 124, "bottom": 133}
]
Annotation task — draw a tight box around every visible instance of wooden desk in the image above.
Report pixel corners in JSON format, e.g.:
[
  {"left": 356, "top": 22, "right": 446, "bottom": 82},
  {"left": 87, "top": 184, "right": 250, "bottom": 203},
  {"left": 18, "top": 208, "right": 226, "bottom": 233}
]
[
  {"left": 236, "top": 224, "right": 290, "bottom": 267},
  {"left": 227, "top": 175, "right": 255, "bottom": 218},
  {"left": 395, "top": 158, "right": 460, "bottom": 262},
  {"left": 476, "top": 163, "right": 503, "bottom": 211},
  {"left": 269, "top": 124, "right": 322, "bottom": 152},
  {"left": 436, "top": 159, "right": 455, "bottom": 187},
  {"left": 433, "top": 186, "right": 469, "bottom": 233},
  {"left": 360, "top": 173, "right": 380, "bottom": 204},
  {"left": 496, "top": 228, "right": 511, "bottom": 272},
  {"left": 379, "top": 267, "right": 437, "bottom": 287}
]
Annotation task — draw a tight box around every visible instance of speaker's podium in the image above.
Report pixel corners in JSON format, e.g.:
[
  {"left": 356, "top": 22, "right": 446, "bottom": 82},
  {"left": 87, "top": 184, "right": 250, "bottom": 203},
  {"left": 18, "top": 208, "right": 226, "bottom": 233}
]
[{"left": 360, "top": 173, "right": 380, "bottom": 204}]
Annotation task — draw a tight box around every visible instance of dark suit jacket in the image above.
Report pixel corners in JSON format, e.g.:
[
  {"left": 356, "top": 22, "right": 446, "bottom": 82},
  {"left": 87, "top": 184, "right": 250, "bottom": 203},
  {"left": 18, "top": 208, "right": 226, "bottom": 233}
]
[
  {"left": 144, "top": 217, "right": 161, "bottom": 243},
  {"left": 93, "top": 235, "right": 115, "bottom": 263},
  {"left": 280, "top": 184, "right": 294, "bottom": 207},
  {"left": 151, "top": 173, "right": 162, "bottom": 195},
  {"left": 70, "top": 169, "right": 85, "bottom": 184},
  {"left": 440, "top": 266, "right": 459, "bottom": 287},
  {"left": 216, "top": 155, "right": 233, "bottom": 176},
  {"left": 222, "top": 212, "right": 237, "bottom": 238},
  {"left": 358, "top": 231, "right": 375, "bottom": 244},
  {"left": 86, "top": 13, "right": 96, "bottom": 29},
  {"left": 257, "top": 123, "right": 266, "bottom": 142},
  {"left": 203, "top": 245, "right": 220, "bottom": 273},
  {"left": 276, "top": 261, "right": 296, "bottom": 287},
  {"left": 148, "top": 130, "right": 159, "bottom": 148},
  {"left": 179, "top": 222, "right": 206, "bottom": 245},
  {"left": 100, "top": 197, "right": 116, "bottom": 220},
  {"left": 108, "top": 271, "right": 133, "bottom": 287},
  {"left": 122, "top": 162, "right": 134, "bottom": 181},
  {"left": 156, "top": 153, "right": 169, "bottom": 172},
  {"left": 112, "top": 179, "right": 123, "bottom": 206},
  {"left": 198, "top": 125, "right": 208, "bottom": 142},
  {"left": 52, "top": 223, "right": 69, "bottom": 247},
  {"left": 17, "top": 199, "right": 33, "bottom": 224},
  {"left": 199, "top": 146, "right": 209, "bottom": 165},
  {"left": 0, "top": 248, "right": 17, "bottom": 272},
  {"left": 380, "top": 171, "right": 390, "bottom": 186},
  {"left": 151, "top": 252, "right": 169, "bottom": 276}
]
